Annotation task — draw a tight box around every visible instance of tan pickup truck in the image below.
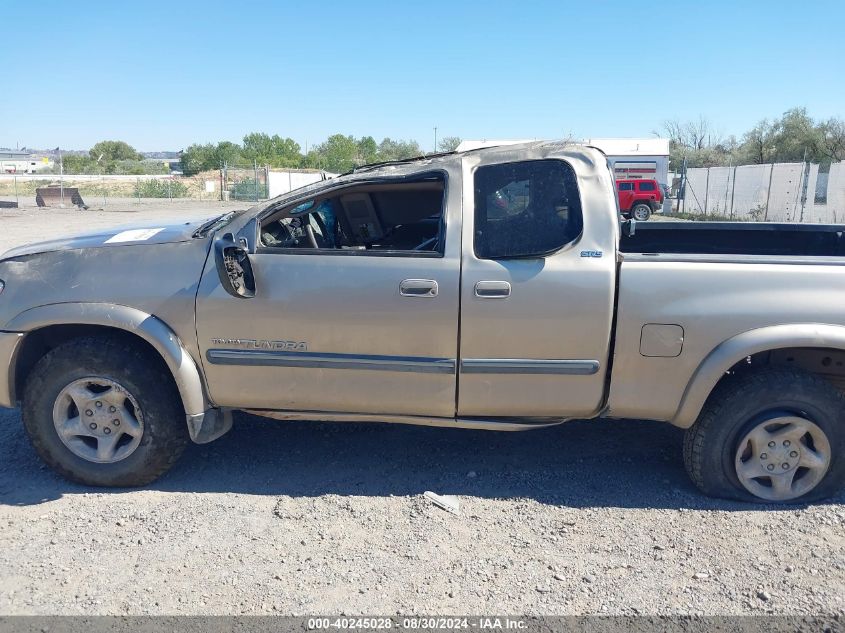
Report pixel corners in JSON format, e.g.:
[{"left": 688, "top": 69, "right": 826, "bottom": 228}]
[{"left": 1, "top": 142, "right": 843, "bottom": 503}]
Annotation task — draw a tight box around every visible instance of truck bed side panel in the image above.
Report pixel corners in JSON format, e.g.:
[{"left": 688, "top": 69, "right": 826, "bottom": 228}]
[{"left": 607, "top": 258, "right": 845, "bottom": 423}]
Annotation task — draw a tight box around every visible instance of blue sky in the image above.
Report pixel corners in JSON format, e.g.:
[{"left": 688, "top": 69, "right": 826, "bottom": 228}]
[{"left": 4, "top": 0, "right": 843, "bottom": 152}]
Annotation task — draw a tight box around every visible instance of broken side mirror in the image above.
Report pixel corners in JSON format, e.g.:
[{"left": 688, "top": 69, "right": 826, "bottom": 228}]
[{"left": 214, "top": 232, "right": 256, "bottom": 299}]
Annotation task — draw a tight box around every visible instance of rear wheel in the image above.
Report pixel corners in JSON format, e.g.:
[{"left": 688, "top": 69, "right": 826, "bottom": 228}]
[
  {"left": 22, "top": 336, "right": 189, "bottom": 486},
  {"left": 631, "top": 203, "right": 652, "bottom": 221},
  {"left": 683, "top": 368, "right": 845, "bottom": 503}
]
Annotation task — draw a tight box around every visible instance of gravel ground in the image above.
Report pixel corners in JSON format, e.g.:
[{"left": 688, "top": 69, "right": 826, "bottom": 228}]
[
  {"left": 0, "top": 204, "right": 843, "bottom": 616},
  {"left": 0, "top": 200, "right": 243, "bottom": 255}
]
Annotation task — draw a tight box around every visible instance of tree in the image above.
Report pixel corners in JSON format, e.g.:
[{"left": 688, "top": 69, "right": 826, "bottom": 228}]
[
  {"left": 180, "top": 143, "right": 217, "bottom": 175},
  {"left": 357, "top": 136, "right": 378, "bottom": 164},
  {"left": 180, "top": 141, "right": 247, "bottom": 175},
  {"left": 241, "top": 132, "right": 301, "bottom": 168},
  {"left": 768, "top": 107, "right": 822, "bottom": 162},
  {"left": 89, "top": 140, "right": 141, "bottom": 162},
  {"left": 377, "top": 138, "right": 422, "bottom": 162},
  {"left": 300, "top": 149, "right": 325, "bottom": 170},
  {"left": 737, "top": 120, "right": 774, "bottom": 164},
  {"left": 818, "top": 117, "right": 845, "bottom": 162},
  {"left": 659, "top": 117, "right": 729, "bottom": 168},
  {"left": 737, "top": 109, "right": 826, "bottom": 164},
  {"left": 437, "top": 136, "right": 462, "bottom": 152},
  {"left": 214, "top": 141, "right": 244, "bottom": 167},
  {"left": 313, "top": 134, "right": 359, "bottom": 173},
  {"left": 660, "top": 116, "right": 715, "bottom": 152},
  {"left": 61, "top": 154, "right": 97, "bottom": 174}
]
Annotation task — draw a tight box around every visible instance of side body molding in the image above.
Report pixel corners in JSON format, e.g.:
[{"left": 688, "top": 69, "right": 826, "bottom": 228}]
[
  {"left": 5, "top": 303, "right": 209, "bottom": 419},
  {"left": 672, "top": 323, "right": 845, "bottom": 428}
]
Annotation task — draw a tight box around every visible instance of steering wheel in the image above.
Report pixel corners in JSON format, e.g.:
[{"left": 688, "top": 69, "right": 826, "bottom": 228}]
[
  {"left": 413, "top": 236, "right": 438, "bottom": 251},
  {"left": 305, "top": 225, "right": 320, "bottom": 249}
]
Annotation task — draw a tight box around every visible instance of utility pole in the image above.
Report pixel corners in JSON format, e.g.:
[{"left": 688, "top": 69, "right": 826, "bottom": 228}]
[
  {"left": 58, "top": 147, "right": 64, "bottom": 207},
  {"left": 729, "top": 164, "right": 737, "bottom": 219},
  {"left": 433, "top": 127, "right": 438, "bottom": 153},
  {"left": 97, "top": 153, "right": 106, "bottom": 207},
  {"left": 799, "top": 148, "right": 809, "bottom": 223}
]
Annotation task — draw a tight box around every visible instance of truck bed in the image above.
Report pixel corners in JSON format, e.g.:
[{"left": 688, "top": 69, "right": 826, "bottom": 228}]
[{"left": 620, "top": 221, "right": 845, "bottom": 257}]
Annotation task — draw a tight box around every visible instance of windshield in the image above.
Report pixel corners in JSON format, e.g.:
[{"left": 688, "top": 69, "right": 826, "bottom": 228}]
[{"left": 193, "top": 211, "right": 242, "bottom": 237}]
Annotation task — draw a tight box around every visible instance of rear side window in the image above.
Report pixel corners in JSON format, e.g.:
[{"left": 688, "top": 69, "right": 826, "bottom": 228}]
[
  {"left": 617, "top": 182, "right": 634, "bottom": 191},
  {"left": 474, "top": 160, "right": 582, "bottom": 259},
  {"left": 638, "top": 181, "right": 656, "bottom": 191}
]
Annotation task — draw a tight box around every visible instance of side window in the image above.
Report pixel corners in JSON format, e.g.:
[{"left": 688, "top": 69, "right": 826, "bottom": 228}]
[
  {"left": 638, "top": 181, "right": 656, "bottom": 191},
  {"left": 474, "top": 160, "right": 582, "bottom": 259},
  {"left": 617, "top": 182, "right": 634, "bottom": 191},
  {"left": 259, "top": 175, "right": 446, "bottom": 255}
]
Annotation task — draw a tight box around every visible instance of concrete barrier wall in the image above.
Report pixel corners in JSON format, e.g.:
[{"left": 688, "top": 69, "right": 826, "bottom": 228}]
[{"left": 682, "top": 162, "right": 845, "bottom": 223}]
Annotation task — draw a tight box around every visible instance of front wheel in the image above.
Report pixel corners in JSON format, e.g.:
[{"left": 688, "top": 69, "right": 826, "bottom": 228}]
[
  {"left": 22, "top": 336, "right": 189, "bottom": 486},
  {"left": 631, "top": 203, "right": 652, "bottom": 221},
  {"left": 683, "top": 368, "right": 845, "bottom": 503}
]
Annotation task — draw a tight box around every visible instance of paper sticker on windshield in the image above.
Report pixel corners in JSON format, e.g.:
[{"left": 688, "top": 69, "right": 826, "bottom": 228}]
[{"left": 105, "top": 228, "right": 165, "bottom": 244}]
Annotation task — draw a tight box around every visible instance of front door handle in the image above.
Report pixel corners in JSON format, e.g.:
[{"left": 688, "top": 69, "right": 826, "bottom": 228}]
[
  {"left": 399, "top": 279, "right": 438, "bottom": 297},
  {"left": 475, "top": 281, "right": 511, "bottom": 298}
]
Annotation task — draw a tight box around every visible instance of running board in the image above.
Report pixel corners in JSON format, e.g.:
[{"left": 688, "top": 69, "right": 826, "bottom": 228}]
[{"left": 243, "top": 409, "right": 568, "bottom": 431}]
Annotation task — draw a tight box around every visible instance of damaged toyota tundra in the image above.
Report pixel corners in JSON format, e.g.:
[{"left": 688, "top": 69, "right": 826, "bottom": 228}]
[{"left": 1, "top": 142, "right": 844, "bottom": 503}]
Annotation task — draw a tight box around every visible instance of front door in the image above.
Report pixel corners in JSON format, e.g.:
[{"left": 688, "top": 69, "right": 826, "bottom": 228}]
[
  {"left": 195, "top": 172, "right": 462, "bottom": 418},
  {"left": 457, "top": 153, "right": 617, "bottom": 418}
]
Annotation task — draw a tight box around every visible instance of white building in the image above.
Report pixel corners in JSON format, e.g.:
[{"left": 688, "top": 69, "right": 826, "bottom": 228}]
[
  {"left": 0, "top": 149, "right": 52, "bottom": 174},
  {"left": 583, "top": 138, "right": 670, "bottom": 187},
  {"left": 456, "top": 138, "right": 671, "bottom": 187}
]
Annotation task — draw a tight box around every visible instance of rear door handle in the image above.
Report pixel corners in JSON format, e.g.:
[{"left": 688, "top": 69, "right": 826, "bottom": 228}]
[
  {"left": 475, "top": 281, "right": 511, "bottom": 298},
  {"left": 399, "top": 279, "right": 438, "bottom": 297}
]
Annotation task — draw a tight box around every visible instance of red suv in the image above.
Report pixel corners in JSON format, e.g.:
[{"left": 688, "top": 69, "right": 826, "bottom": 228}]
[{"left": 616, "top": 179, "right": 664, "bottom": 221}]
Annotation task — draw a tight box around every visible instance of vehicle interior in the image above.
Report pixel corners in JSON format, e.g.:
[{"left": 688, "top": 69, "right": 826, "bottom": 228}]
[{"left": 259, "top": 173, "right": 446, "bottom": 255}]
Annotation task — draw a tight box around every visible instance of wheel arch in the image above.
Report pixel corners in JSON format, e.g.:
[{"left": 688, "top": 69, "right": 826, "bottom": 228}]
[
  {"left": 5, "top": 303, "right": 208, "bottom": 419},
  {"left": 672, "top": 323, "right": 845, "bottom": 428}
]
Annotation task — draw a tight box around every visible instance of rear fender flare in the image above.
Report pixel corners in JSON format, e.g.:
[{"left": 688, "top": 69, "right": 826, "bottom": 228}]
[{"left": 672, "top": 323, "right": 845, "bottom": 428}]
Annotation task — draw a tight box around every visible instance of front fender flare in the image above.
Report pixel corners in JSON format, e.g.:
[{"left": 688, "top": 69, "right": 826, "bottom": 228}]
[
  {"left": 5, "top": 302, "right": 209, "bottom": 419},
  {"left": 672, "top": 323, "right": 845, "bottom": 428}
]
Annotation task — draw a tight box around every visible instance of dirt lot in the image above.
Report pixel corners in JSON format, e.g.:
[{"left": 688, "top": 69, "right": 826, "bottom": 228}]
[
  {"left": 0, "top": 204, "right": 843, "bottom": 616},
  {"left": 0, "top": 200, "right": 243, "bottom": 255}
]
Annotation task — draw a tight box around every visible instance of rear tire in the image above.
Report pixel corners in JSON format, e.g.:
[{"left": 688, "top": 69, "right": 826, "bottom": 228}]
[
  {"left": 683, "top": 368, "right": 845, "bottom": 503},
  {"left": 632, "top": 203, "right": 652, "bottom": 221},
  {"left": 22, "top": 336, "right": 189, "bottom": 487}
]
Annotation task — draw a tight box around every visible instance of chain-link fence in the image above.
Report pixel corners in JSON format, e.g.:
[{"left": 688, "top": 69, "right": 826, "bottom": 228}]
[
  {"left": 0, "top": 167, "right": 272, "bottom": 210},
  {"left": 221, "top": 162, "right": 269, "bottom": 202}
]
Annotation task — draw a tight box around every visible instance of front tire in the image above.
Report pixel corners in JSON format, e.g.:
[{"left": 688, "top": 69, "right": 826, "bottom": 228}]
[
  {"left": 683, "top": 368, "right": 845, "bottom": 503},
  {"left": 22, "top": 336, "right": 189, "bottom": 486},
  {"left": 631, "top": 203, "right": 652, "bottom": 221}
]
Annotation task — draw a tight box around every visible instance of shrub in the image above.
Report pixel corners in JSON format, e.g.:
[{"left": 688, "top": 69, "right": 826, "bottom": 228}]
[
  {"left": 230, "top": 178, "right": 266, "bottom": 200},
  {"left": 133, "top": 179, "right": 188, "bottom": 198}
]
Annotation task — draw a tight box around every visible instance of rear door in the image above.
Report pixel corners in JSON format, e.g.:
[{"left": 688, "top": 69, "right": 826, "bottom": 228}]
[
  {"left": 636, "top": 180, "right": 659, "bottom": 207},
  {"left": 457, "top": 153, "right": 617, "bottom": 418}
]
